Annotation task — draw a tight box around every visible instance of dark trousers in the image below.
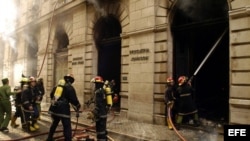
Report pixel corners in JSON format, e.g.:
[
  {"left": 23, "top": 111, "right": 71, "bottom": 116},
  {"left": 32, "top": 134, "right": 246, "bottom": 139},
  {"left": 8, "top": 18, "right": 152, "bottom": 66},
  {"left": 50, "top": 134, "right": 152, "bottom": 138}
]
[
  {"left": 23, "top": 105, "right": 39, "bottom": 126},
  {"left": 47, "top": 115, "right": 72, "bottom": 141},
  {"left": 96, "top": 117, "right": 107, "bottom": 141},
  {"left": 14, "top": 105, "right": 24, "bottom": 124}
]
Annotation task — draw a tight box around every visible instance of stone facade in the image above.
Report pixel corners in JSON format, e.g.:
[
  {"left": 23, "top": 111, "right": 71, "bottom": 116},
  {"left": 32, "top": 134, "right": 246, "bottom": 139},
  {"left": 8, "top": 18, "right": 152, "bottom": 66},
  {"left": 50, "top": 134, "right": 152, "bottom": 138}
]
[
  {"left": 229, "top": 0, "right": 250, "bottom": 124},
  {"left": 0, "top": 0, "right": 249, "bottom": 125}
]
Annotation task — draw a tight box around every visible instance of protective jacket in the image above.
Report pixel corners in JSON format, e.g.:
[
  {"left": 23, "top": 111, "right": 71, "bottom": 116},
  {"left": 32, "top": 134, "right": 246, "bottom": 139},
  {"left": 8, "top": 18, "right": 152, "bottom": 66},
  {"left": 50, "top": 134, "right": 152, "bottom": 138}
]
[
  {"left": 92, "top": 87, "right": 108, "bottom": 141},
  {"left": 92, "top": 88, "right": 107, "bottom": 118},
  {"left": 21, "top": 86, "right": 40, "bottom": 110},
  {"left": 165, "top": 85, "right": 176, "bottom": 104},
  {"left": 176, "top": 83, "right": 198, "bottom": 115},
  {"left": 15, "top": 91, "right": 22, "bottom": 105},
  {"left": 35, "top": 81, "right": 45, "bottom": 104},
  {"left": 48, "top": 82, "right": 80, "bottom": 118}
]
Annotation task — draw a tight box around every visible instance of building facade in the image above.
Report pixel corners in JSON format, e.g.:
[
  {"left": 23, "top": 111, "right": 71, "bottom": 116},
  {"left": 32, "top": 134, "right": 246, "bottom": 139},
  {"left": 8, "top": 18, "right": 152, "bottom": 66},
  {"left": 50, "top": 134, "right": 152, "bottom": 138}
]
[{"left": 0, "top": 0, "right": 249, "bottom": 125}]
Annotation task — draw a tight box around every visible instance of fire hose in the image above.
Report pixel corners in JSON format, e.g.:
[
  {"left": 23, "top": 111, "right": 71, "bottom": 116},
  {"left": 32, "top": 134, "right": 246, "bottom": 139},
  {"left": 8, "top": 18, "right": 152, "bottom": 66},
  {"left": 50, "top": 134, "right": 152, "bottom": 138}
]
[
  {"left": 2, "top": 109, "right": 116, "bottom": 141},
  {"left": 167, "top": 29, "right": 227, "bottom": 141},
  {"left": 37, "top": 0, "right": 59, "bottom": 77},
  {"left": 167, "top": 106, "right": 187, "bottom": 141},
  {"left": 73, "top": 110, "right": 80, "bottom": 137}
]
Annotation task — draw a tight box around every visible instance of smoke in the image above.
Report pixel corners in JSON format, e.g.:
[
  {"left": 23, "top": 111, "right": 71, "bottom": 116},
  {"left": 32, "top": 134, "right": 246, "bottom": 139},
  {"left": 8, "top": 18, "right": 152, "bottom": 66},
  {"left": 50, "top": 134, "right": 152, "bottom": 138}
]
[
  {"left": 176, "top": 0, "right": 229, "bottom": 21},
  {"left": 0, "top": 0, "right": 17, "bottom": 49},
  {"left": 87, "top": 0, "right": 107, "bottom": 16},
  {"left": 176, "top": 0, "right": 203, "bottom": 21},
  {"left": 23, "top": 33, "right": 38, "bottom": 50}
]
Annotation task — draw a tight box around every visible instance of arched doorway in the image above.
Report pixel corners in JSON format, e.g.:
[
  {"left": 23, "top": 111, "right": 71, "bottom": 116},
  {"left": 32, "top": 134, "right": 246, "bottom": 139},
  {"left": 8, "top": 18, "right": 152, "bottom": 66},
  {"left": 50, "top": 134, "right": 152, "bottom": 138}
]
[
  {"left": 93, "top": 14, "right": 122, "bottom": 102},
  {"left": 171, "top": 0, "right": 229, "bottom": 122}
]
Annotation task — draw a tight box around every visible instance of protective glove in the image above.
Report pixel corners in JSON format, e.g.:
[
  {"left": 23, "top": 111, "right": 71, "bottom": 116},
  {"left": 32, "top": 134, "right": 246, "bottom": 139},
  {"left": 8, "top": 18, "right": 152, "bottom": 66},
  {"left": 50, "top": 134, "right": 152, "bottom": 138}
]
[
  {"left": 113, "top": 94, "right": 119, "bottom": 103},
  {"left": 167, "top": 101, "right": 174, "bottom": 109},
  {"left": 36, "top": 96, "right": 41, "bottom": 101},
  {"left": 73, "top": 104, "right": 81, "bottom": 112}
]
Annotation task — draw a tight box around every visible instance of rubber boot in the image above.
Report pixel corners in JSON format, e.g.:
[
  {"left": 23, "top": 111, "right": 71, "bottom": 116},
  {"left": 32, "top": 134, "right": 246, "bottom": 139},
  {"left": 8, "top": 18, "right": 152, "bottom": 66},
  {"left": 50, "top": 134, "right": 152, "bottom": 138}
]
[
  {"left": 193, "top": 113, "right": 200, "bottom": 127},
  {"left": 31, "top": 119, "right": 40, "bottom": 130},
  {"left": 22, "top": 123, "right": 28, "bottom": 131},
  {"left": 29, "top": 125, "right": 36, "bottom": 132},
  {"left": 175, "top": 115, "right": 183, "bottom": 130},
  {"left": 11, "top": 116, "right": 19, "bottom": 128},
  {"left": 33, "top": 123, "right": 40, "bottom": 129},
  {"left": 167, "top": 118, "right": 173, "bottom": 130},
  {"left": 27, "top": 122, "right": 36, "bottom": 132}
]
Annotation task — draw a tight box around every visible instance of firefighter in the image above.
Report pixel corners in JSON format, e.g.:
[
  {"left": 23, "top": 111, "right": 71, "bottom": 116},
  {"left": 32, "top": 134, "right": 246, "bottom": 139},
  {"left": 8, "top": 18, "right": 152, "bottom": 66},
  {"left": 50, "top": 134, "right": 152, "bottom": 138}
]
[
  {"left": 164, "top": 77, "right": 176, "bottom": 130},
  {"left": 46, "top": 74, "right": 81, "bottom": 141},
  {"left": 175, "top": 76, "right": 200, "bottom": 129},
  {"left": 21, "top": 76, "right": 40, "bottom": 132},
  {"left": 11, "top": 77, "right": 29, "bottom": 128},
  {"left": 35, "top": 77, "right": 45, "bottom": 120},
  {"left": 87, "top": 76, "right": 108, "bottom": 141},
  {"left": 0, "top": 78, "right": 21, "bottom": 132},
  {"left": 110, "top": 79, "right": 119, "bottom": 112}
]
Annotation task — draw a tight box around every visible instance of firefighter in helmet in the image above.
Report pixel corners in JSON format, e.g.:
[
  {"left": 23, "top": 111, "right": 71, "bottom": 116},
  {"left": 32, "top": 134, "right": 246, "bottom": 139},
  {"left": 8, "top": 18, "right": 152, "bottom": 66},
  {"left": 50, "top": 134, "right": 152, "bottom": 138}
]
[
  {"left": 87, "top": 76, "right": 108, "bottom": 140},
  {"left": 175, "top": 76, "right": 200, "bottom": 129},
  {"left": 164, "top": 77, "right": 176, "bottom": 130},
  {"left": 35, "top": 77, "right": 45, "bottom": 120},
  {"left": 11, "top": 76, "right": 29, "bottom": 129},
  {"left": 21, "top": 76, "right": 40, "bottom": 132},
  {"left": 46, "top": 74, "right": 81, "bottom": 141}
]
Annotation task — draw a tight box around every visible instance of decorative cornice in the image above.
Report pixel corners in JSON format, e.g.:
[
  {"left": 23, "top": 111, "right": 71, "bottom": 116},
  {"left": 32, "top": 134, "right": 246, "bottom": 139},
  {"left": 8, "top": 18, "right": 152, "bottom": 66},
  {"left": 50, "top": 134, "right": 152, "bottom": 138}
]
[
  {"left": 229, "top": 6, "right": 250, "bottom": 19},
  {"left": 230, "top": 98, "right": 250, "bottom": 107},
  {"left": 15, "top": 0, "right": 86, "bottom": 33},
  {"left": 69, "top": 40, "right": 93, "bottom": 47},
  {"left": 121, "top": 24, "right": 167, "bottom": 38}
]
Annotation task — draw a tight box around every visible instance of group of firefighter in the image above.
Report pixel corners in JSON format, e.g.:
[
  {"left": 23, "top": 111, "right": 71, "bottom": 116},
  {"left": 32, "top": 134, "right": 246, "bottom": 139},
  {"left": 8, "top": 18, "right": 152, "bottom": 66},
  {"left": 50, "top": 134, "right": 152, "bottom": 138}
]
[
  {"left": 0, "top": 74, "right": 118, "bottom": 141},
  {"left": 46, "top": 75, "right": 119, "bottom": 141},
  {"left": 0, "top": 75, "right": 45, "bottom": 133},
  {"left": 46, "top": 74, "right": 118, "bottom": 141},
  {"left": 165, "top": 75, "right": 200, "bottom": 130}
]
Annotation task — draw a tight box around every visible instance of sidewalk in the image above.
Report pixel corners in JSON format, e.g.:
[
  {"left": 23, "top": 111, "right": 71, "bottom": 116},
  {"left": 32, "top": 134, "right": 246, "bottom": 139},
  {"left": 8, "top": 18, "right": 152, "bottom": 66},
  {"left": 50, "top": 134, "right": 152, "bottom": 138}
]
[
  {"left": 41, "top": 103, "right": 224, "bottom": 141},
  {"left": 0, "top": 103, "right": 224, "bottom": 141}
]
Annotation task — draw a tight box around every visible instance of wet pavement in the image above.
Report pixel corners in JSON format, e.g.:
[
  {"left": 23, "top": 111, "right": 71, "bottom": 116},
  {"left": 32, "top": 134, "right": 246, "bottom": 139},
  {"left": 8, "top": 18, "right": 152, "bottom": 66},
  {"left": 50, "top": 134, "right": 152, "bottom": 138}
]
[{"left": 0, "top": 103, "right": 224, "bottom": 141}]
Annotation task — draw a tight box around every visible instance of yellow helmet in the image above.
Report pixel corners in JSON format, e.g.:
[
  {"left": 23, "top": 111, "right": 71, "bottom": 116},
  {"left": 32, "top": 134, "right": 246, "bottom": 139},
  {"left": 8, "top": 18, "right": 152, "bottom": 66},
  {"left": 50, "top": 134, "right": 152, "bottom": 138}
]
[
  {"left": 20, "top": 77, "right": 29, "bottom": 83},
  {"left": 58, "top": 79, "right": 66, "bottom": 86}
]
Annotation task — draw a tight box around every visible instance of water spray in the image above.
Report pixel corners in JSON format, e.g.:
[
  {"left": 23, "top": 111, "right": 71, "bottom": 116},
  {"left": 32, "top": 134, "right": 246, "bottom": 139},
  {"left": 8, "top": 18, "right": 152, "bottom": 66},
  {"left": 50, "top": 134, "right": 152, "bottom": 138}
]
[{"left": 188, "top": 28, "right": 227, "bottom": 83}]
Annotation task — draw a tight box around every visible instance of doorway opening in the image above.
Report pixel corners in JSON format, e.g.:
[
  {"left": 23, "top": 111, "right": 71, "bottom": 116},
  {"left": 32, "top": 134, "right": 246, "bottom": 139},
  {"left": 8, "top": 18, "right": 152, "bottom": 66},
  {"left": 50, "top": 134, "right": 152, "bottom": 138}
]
[
  {"left": 26, "top": 33, "right": 38, "bottom": 76},
  {"left": 171, "top": 0, "right": 229, "bottom": 123},
  {"left": 54, "top": 24, "right": 69, "bottom": 85},
  {"left": 93, "top": 14, "right": 122, "bottom": 108}
]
